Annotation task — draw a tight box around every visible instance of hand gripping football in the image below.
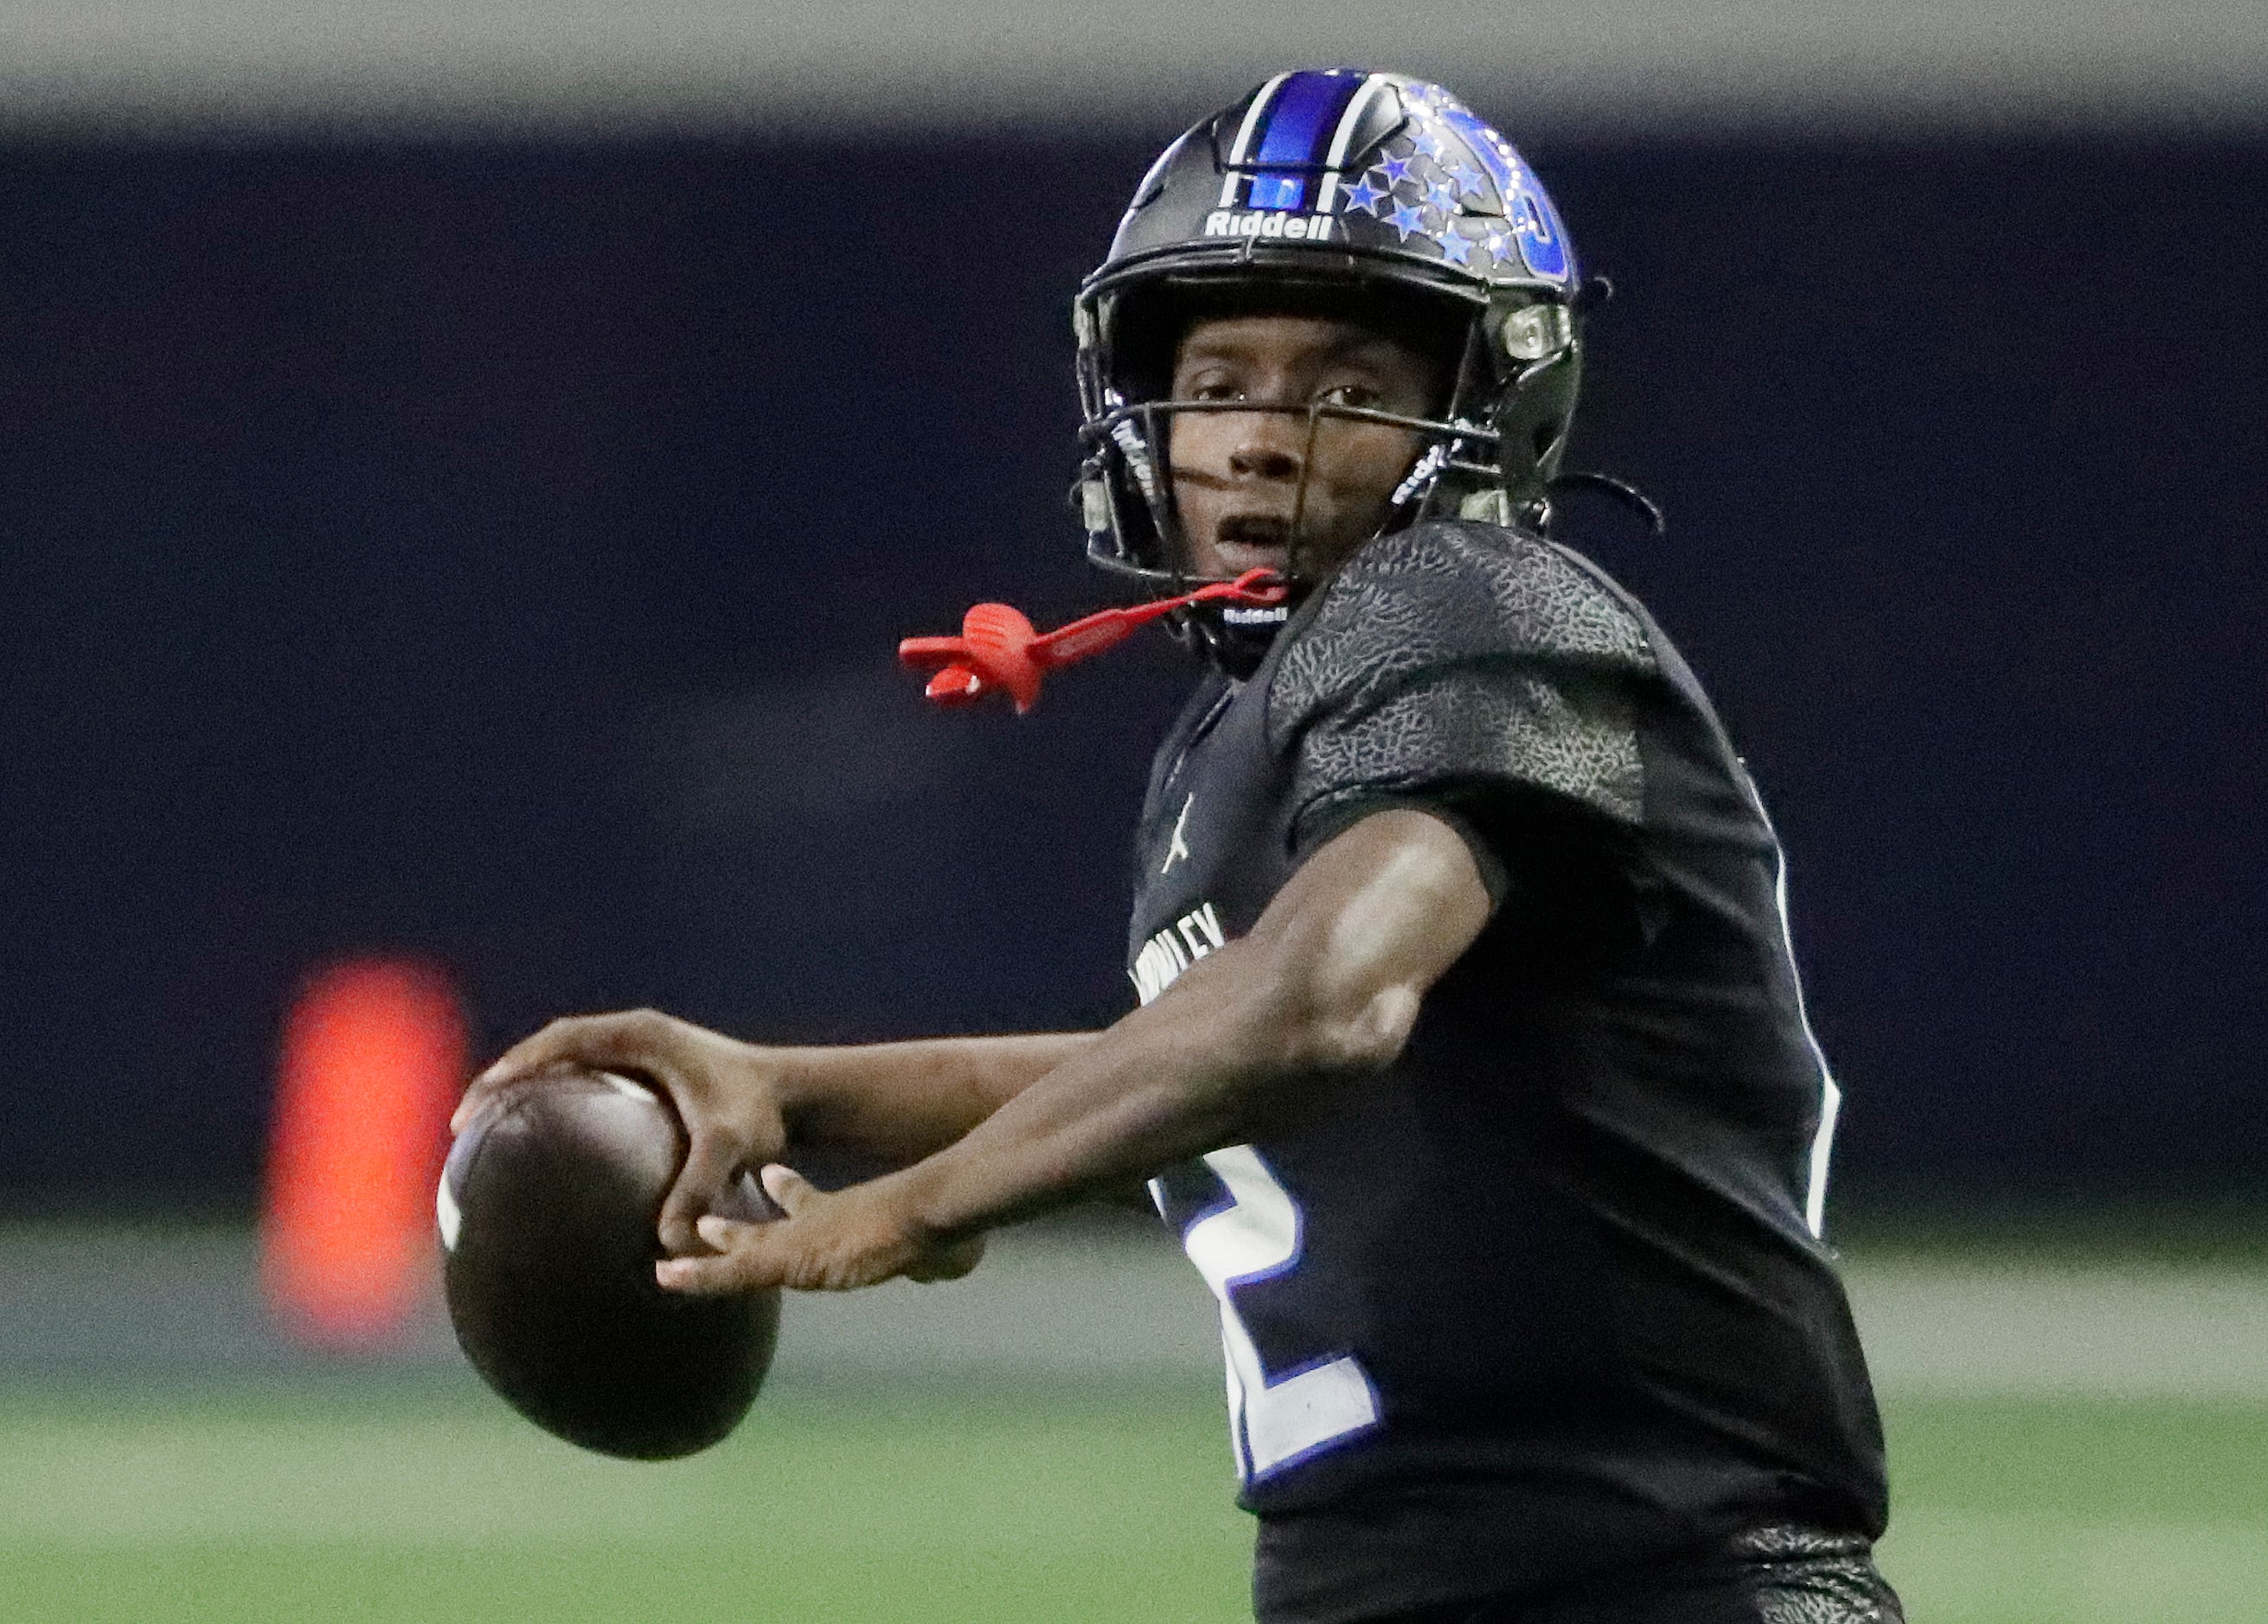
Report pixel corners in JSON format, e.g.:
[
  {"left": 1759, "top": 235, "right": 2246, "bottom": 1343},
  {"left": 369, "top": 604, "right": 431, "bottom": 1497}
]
[
  {"left": 898, "top": 569, "right": 1286, "bottom": 712},
  {"left": 439, "top": 1069, "right": 780, "bottom": 1459}
]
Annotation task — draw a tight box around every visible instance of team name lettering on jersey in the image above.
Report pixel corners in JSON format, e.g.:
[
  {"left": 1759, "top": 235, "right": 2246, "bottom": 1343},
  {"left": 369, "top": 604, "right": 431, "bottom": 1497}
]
[{"left": 1130, "top": 901, "right": 1227, "bottom": 1005}]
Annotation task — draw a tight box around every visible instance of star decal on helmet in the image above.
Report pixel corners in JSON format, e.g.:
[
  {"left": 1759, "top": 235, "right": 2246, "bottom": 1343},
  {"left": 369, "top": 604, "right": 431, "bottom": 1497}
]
[
  {"left": 1426, "top": 176, "right": 1460, "bottom": 213},
  {"left": 1341, "top": 173, "right": 1390, "bottom": 215},
  {"left": 1379, "top": 151, "right": 1417, "bottom": 188},
  {"left": 1436, "top": 102, "right": 1522, "bottom": 198},
  {"left": 1449, "top": 163, "right": 1488, "bottom": 201},
  {"left": 1387, "top": 201, "right": 1427, "bottom": 240},
  {"left": 1413, "top": 125, "right": 1450, "bottom": 161},
  {"left": 1436, "top": 229, "right": 1474, "bottom": 266}
]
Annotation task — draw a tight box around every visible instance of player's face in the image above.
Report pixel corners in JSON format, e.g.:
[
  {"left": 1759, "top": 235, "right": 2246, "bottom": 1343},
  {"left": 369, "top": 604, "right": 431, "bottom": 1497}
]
[{"left": 1167, "top": 313, "right": 1445, "bottom": 582}]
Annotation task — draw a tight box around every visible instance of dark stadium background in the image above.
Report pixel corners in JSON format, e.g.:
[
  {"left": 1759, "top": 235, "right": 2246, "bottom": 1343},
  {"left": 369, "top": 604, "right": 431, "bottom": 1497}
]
[{"left": 3, "top": 129, "right": 2263, "bottom": 1215}]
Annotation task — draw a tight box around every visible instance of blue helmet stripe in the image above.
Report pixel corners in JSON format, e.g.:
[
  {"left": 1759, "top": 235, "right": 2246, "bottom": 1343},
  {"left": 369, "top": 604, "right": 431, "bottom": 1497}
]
[
  {"left": 1243, "top": 70, "right": 1367, "bottom": 212},
  {"left": 1218, "top": 72, "right": 1291, "bottom": 208},
  {"left": 1314, "top": 73, "right": 1393, "bottom": 214}
]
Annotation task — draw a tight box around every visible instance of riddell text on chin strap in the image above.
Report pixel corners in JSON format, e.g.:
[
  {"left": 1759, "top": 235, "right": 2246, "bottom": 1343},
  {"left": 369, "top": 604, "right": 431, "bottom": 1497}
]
[{"left": 899, "top": 569, "right": 1288, "bottom": 713}]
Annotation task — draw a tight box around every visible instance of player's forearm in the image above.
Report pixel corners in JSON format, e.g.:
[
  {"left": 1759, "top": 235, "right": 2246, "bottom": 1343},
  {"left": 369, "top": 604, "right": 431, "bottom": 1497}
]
[
  {"left": 883, "top": 810, "right": 1492, "bottom": 1236},
  {"left": 777, "top": 1032, "right": 1101, "bottom": 1166},
  {"left": 886, "top": 940, "right": 1375, "bottom": 1233}
]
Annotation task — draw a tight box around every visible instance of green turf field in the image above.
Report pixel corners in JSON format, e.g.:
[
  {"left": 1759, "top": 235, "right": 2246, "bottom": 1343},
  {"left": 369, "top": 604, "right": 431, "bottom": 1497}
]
[{"left": 0, "top": 1374, "right": 2262, "bottom": 1623}]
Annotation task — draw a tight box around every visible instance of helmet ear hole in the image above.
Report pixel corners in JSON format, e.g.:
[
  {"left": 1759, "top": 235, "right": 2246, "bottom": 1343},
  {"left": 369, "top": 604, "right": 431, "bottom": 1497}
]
[{"left": 1497, "top": 304, "right": 1568, "bottom": 363}]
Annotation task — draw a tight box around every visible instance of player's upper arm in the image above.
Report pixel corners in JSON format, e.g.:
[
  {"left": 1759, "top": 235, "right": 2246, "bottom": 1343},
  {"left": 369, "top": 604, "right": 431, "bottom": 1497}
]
[{"left": 1235, "top": 804, "right": 1494, "bottom": 1077}]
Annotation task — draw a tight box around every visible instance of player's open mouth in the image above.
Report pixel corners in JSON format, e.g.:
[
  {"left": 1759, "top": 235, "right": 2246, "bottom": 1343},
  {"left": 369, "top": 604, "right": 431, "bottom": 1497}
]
[{"left": 1212, "top": 513, "right": 1294, "bottom": 569}]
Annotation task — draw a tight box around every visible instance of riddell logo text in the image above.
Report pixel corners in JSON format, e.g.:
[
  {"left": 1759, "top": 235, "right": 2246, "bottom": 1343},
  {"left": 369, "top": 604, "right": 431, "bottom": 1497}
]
[{"left": 1203, "top": 211, "right": 1337, "bottom": 241}]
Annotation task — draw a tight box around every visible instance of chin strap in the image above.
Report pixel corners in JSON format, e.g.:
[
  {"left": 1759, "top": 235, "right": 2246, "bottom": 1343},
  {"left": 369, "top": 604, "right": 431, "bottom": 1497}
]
[{"left": 898, "top": 568, "right": 1288, "bottom": 713}]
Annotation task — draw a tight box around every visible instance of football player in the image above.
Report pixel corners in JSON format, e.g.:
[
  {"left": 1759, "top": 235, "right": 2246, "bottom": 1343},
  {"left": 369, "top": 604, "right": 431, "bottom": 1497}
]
[{"left": 465, "top": 69, "right": 1901, "bottom": 1624}]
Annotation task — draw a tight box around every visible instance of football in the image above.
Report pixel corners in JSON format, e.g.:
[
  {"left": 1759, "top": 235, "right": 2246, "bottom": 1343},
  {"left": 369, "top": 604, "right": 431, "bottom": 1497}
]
[{"left": 438, "top": 1068, "right": 781, "bottom": 1459}]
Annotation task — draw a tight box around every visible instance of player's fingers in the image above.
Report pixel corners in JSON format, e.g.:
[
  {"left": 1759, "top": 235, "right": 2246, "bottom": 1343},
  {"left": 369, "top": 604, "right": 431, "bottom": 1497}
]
[
  {"left": 459, "top": 1010, "right": 694, "bottom": 1132},
  {"left": 695, "top": 1214, "right": 756, "bottom": 1250},
  {"left": 472, "top": 1020, "right": 592, "bottom": 1088},
  {"left": 658, "top": 1214, "right": 794, "bottom": 1295},
  {"left": 449, "top": 1077, "right": 503, "bottom": 1135},
  {"left": 475, "top": 1009, "right": 679, "bottom": 1089},
  {"left": 454, "top": 1026, "right": 593, "bottom": 1129},
  {"left": 451, "top": 1059, "right": 566, "bottom": 1133},
  {"left": 655, "top": 1242, "right": 779, "bottom": 1297},
  {"left": 759, "top": 1163, "right": 817, "bottom": 1215},
  {"left": 659, "top": 1134, "right": 746, "bottom": 1255}
]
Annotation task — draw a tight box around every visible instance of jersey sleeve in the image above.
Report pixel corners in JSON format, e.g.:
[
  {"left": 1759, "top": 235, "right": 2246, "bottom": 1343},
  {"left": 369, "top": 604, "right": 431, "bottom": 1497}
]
[{"left": 1267, "top": 522, "right": 1660, "bottom": 870}]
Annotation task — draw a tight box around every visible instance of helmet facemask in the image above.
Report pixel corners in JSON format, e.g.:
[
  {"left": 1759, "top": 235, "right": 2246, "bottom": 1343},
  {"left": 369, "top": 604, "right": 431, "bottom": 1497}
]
[{"left": 1078, "top": 279, "right": 1578, "bottom": 579}]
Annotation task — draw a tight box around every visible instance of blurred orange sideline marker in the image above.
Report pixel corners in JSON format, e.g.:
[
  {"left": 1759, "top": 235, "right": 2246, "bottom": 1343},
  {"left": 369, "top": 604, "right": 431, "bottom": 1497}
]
[{"left": 261, "top": 956, "right": 467, "bottom": 1350}]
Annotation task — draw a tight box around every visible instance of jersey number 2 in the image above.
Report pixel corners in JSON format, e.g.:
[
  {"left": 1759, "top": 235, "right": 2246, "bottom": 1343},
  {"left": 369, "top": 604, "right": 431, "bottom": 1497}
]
[{"left": 1160, "top": 1146, "right": 1381, "bottom": 1484}]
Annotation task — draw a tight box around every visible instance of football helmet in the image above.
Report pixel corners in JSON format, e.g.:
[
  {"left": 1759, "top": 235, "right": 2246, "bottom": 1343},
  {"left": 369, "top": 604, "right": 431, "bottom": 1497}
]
[{"left": 1075, "top": 69, "right": 1586, "bottom": 636}]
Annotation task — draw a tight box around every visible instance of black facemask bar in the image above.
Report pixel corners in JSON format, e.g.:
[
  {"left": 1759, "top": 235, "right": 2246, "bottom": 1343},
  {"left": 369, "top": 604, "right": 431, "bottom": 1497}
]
[{"left": 1078, "top": 396, "right": 1504, "bottom": 592}]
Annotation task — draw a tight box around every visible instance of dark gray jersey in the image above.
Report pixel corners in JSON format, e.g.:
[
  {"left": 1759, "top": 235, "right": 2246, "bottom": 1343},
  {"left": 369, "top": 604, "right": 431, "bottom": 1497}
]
[{"left": 1127, "top": 521, "right": 1887, "bottom": 1624}]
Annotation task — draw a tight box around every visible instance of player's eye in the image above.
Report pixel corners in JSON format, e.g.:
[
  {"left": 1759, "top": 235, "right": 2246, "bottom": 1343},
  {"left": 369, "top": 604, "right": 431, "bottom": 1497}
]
[
  {"left": 1183, "top": 375, "right": 1243, "bottom": 402},
  {"left": 1317, "top": 381, "right": 1383, "bottom": 411}
]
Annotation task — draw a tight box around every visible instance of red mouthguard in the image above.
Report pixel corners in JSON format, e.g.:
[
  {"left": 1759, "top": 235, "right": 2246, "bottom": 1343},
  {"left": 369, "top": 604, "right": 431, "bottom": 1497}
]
[{"left": 898, "top": 569, "right": 1288, "bottom": 713}]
